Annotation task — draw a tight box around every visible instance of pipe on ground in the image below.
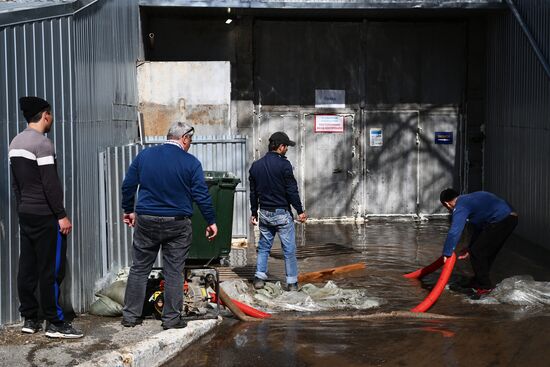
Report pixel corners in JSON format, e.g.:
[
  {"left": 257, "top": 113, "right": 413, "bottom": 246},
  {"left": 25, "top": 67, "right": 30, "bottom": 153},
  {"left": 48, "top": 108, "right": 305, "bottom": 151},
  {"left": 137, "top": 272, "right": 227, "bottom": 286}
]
[
  {"left": 405, "top": 253, "right": 457, "bottom": 313},
  {"left": 403, "top": 256, "right": 445, "bottom": 279},
  {"left": 217, "top": 288, "right": 262, "bottom": 322}
]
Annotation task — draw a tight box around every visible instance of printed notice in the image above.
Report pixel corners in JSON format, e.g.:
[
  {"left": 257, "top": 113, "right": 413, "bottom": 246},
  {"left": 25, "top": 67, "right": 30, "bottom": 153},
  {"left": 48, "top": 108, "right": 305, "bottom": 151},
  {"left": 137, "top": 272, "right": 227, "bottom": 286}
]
[
  {"left": 435, "top": 131, "right": 453, "bottom": 144},
  {"left": 370, "top": 128, "right": 383, "bottom": 147},
  {"left": 314, "top": 115, "right": 344, "bottom": 133}
]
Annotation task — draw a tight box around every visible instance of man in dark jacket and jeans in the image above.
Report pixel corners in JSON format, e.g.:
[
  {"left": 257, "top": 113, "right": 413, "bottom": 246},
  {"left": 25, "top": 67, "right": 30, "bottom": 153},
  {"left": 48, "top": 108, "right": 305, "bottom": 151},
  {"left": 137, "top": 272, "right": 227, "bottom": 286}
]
[
  {"left": 249, "top": 132, "right": 307, "bottom": 291},
  {"left": 121, "top": 121, "right": 217, "bottom": 329},
  {"left": 440, "top": 188, "right": 518, "bottom": 297}
]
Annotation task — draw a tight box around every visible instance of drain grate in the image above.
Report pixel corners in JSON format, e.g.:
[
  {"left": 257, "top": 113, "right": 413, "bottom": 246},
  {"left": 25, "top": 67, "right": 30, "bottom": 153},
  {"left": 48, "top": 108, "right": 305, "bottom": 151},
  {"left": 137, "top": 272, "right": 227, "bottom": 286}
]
[
  {"left": 270, "top": 242, "right": 359, "bottom": 259},
  {"left": 217, "top": 265, "right": 256, "bottom": 281}
]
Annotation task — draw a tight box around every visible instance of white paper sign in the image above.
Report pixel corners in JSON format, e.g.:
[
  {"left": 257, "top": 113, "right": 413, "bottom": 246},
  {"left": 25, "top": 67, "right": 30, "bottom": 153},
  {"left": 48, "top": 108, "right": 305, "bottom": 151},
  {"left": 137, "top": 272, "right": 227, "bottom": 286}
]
[
  {"left": 314, "top": 115, "right": 344, "bottom": 133},
  {"left": 370, "top": 128, "right": 383, "bottom": 146}
]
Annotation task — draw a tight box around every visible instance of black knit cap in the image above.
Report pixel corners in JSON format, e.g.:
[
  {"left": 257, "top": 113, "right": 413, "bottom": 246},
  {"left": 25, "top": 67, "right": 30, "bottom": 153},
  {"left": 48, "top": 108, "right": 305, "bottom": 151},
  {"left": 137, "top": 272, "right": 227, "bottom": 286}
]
[
  {"left": 19, "top": 96, "right": 50, "bottom": 122},
  {"left": 269, "top": 131, "right": 296, "bottom": 147}
]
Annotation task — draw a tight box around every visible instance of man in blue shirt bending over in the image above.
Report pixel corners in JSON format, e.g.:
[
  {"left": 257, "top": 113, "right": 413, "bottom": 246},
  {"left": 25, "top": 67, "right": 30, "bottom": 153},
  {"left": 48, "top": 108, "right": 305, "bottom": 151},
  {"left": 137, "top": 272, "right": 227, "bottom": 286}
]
[
  {"left": 440, "top": 188, "right": 518, "bottom": 297},
  {"left": 121, "top": 121, "right": 217, "bottom": 329}
]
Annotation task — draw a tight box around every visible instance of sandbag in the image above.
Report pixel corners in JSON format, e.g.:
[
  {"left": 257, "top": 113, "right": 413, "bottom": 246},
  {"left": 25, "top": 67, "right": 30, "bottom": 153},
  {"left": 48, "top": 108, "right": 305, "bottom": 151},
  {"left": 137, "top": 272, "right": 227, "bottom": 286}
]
[
  {"left": 97, "top": 280, "right": 127, "bottom": 306},
  {"left": 89, "top": 294, "right": 123, "bottom": 317}
]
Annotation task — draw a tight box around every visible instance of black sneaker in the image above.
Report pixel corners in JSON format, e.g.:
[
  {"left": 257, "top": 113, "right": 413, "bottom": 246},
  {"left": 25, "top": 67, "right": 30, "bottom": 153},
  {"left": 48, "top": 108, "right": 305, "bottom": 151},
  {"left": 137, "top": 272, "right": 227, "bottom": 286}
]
[
  {"left": 162, "top": 318, "right": 187, "bottom": 330},
  {"left": 45, "top": 322, "right": 84, "bottom": 339},
  {"left": 121, "top": 318, "right": 143, "bottom": 327},
  {"left": 21, "top": 319, "right": 42, "bottom": 334},
  {"left": 286, "top": 283, "right": 299, "bottom": 292},
  {"left": 253, "top": 277, "right": 266, "bottom": 290}
]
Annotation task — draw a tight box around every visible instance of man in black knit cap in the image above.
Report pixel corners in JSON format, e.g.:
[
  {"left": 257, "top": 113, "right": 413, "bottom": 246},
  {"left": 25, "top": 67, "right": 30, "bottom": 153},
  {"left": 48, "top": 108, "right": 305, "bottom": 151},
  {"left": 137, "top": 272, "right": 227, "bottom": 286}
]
[{"left": 8, "top": 96, "right": 83, "bottom": 338}]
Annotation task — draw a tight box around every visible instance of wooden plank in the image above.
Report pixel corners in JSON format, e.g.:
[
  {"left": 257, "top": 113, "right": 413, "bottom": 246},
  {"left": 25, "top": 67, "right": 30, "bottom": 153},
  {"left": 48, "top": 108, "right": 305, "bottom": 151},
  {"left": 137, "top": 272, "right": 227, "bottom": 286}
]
[
  {"left": 298, "top": 263, "right": 366, "bottom": 283},
  {"left": 218, "top": 288, "right": 260, "bottom": 322}
]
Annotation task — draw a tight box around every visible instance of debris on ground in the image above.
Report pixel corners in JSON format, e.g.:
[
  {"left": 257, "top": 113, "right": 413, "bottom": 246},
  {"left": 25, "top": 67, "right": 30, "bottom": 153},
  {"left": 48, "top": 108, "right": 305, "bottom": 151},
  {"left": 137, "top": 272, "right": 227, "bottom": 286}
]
[
  {"left": 467, "top": 275, "right": 550, "bottom": 306},
  {"left": 221, "top": 280, "right": 384, "bottom": 313}
]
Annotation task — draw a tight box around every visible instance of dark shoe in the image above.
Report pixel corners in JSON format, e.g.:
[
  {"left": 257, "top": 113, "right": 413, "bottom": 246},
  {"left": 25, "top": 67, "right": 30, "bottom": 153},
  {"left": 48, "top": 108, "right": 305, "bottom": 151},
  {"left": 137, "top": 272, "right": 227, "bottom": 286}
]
[
  {"left": 162, "top": 318, "right": 187, "bottom": 330},
  {"left": 253, "top": 277, "right": 266, "bottom": 290},
  {"left": 22, "top": 319, "right": 42, "bottom": 334},
  {"left": 286, "top": 283, "right": 299, "bottom": 292},
  {"left": 45, "top": 321, "right": 84, "bottom": 339},
  {"left": 121, "top": 318, "right": 143, "bottom": 327}
]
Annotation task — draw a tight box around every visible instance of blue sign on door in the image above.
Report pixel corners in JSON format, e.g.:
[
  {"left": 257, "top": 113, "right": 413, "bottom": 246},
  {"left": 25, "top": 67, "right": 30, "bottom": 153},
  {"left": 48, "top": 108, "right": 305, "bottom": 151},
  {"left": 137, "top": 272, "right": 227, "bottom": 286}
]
[{"left": 435, "top": 132, "right": 453, "bottom": 145}]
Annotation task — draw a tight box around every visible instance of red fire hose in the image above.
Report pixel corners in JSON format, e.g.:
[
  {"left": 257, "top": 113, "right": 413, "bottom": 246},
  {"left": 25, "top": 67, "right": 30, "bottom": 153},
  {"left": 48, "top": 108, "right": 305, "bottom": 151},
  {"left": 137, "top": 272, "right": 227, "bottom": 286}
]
[
  {"left": 231, "top": 299, "right": 272, "bottom": 319},
  {"left": 404, "top": 253, "right": 457, "bottom": 313},
  {"left": 403, "top": 256, "right": 445, "bottom": 279}
]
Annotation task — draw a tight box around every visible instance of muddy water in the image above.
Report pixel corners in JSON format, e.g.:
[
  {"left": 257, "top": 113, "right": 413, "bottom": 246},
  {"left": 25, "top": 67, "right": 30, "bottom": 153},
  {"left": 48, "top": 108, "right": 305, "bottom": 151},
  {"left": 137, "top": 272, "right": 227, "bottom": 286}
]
[{"left": 165, "top": 221, "right": 550, "bottom": 367}]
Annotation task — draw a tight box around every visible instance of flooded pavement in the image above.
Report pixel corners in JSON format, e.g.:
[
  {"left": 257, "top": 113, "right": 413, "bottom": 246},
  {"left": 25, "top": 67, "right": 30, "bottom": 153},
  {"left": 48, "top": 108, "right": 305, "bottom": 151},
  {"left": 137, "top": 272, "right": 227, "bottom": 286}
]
[{"left": 165, "top": 220, "right": 550, "bottom": 367}]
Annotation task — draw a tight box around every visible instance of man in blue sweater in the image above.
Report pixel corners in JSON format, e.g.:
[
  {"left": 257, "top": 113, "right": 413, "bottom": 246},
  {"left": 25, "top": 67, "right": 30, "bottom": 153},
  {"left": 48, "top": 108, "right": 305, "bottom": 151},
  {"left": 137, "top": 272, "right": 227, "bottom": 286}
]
[
  {"left": 121, "top": 122, "right": 217, "bottom": 329},
  {"left": 249, "top": 132, "right": 307, "bottom": 291},
  {"left": 440, "top": 189, "right": 518, "bottom": 296}
]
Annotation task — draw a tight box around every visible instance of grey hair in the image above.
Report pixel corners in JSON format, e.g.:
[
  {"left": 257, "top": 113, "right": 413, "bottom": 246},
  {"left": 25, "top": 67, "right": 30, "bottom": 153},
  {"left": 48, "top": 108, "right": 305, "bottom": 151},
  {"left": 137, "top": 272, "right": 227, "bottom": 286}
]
[{"left": 167, "top": 121, "right": 194, "bottom": 140}]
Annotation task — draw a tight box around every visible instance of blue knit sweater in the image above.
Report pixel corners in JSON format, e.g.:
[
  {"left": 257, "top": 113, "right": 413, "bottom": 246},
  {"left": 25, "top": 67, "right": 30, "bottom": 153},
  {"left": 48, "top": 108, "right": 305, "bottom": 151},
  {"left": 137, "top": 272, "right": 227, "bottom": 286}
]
[
  {"left": 442, "top": 191, "right": 513, "bottom": 256},
  {"left": 122, "top": 143, "right": 215, "bottom": 224}
]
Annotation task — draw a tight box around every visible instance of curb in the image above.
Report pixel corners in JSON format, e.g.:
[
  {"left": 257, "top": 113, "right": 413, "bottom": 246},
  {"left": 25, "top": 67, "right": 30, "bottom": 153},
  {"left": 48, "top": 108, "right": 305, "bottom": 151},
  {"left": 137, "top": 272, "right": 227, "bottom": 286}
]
[{"left": 77, "top": 317, "right": 222, "bottom": 367}]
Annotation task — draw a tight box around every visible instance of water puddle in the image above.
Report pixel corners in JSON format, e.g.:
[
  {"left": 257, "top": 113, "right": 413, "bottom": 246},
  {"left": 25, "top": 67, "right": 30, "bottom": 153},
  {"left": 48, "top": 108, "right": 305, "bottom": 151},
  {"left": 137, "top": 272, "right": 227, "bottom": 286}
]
[{"left": 164, "top": 221, "right": 550, "bottom": 367}]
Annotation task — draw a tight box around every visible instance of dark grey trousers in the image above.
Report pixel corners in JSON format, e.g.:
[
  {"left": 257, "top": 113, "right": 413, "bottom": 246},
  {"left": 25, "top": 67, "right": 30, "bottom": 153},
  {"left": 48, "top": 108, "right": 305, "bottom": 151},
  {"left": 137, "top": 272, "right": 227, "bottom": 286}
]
[{"left": 122, "top": 214, "right": 192, "bottom": 327}]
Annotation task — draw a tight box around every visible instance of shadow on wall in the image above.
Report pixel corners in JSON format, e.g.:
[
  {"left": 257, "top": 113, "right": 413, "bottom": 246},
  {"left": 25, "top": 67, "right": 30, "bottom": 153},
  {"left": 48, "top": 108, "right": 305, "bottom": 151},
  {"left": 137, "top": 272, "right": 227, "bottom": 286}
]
[{"left": 301, "top": 105, "right": 459, "bottom": 218}]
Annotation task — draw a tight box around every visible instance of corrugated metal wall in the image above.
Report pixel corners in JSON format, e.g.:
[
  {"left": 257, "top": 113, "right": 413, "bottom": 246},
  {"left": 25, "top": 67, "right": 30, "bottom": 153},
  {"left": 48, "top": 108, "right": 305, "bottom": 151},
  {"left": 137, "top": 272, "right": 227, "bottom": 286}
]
[
  {"left": 0, "top": 0, "right": 139, "bottom": 324},
  {"left": 486, "top": 0, "right": 550, "bottom": 249},
  {"left": 0, "top": 15, "right": 75, "bottom": 325},
  {"left": 71, "top": 0, "right": 140, "bottom": 317}
]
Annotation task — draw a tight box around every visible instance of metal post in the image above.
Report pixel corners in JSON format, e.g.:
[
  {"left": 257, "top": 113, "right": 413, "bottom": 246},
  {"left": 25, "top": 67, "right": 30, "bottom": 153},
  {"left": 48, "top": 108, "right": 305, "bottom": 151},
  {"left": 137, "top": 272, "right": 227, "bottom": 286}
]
[
  {"left": 98, "top": 151, "right": 108, "bottom": 276},
  {"left": 505, "top": 0, "right": 550, "bottom": 80}
]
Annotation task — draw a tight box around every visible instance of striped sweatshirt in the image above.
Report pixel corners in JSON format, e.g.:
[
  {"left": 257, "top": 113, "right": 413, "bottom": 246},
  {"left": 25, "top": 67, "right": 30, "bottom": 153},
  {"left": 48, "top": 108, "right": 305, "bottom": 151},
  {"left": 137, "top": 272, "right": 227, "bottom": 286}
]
[{"left": 8, "top": 127, "right": 66, "bottom": 219}]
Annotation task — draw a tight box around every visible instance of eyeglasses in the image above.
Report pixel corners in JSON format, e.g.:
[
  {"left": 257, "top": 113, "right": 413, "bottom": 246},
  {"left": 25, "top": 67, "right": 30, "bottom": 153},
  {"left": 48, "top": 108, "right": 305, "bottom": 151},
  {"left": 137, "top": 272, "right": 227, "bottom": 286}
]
[{"left": 183, "top": 127, "right": 194, "bottom": 140}]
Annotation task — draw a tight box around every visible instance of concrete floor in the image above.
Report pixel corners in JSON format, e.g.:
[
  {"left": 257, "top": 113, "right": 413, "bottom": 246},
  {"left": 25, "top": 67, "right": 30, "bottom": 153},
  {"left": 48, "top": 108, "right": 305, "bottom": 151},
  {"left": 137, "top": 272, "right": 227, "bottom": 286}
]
[{"left": 0, "top": 314, "right": 220, "bottom": 366}]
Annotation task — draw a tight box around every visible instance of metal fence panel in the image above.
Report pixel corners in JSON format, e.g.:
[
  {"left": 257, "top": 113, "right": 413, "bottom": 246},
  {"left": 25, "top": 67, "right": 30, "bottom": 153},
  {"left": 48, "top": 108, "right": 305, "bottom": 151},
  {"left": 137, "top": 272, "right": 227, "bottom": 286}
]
[
  {"left": 486, "top": 0, "right": 550, "bottom": 249},
  {"left": 100, "top": 136, "right": 249, "bottom": 272},
  {"left": 303, "top": 112, "right": 358, "bottom": 219},
  {"left": 418, "top": 107, "right": 461, "bottom": 215},
  {"left": 0, "top": 17, "right": 74, "bottom": 325},
  {"left": 364, "top": 110, "right": 419, "bottom": 215},
  {"left": 0, "top": 0, "right": 139, "bottom": 325}
]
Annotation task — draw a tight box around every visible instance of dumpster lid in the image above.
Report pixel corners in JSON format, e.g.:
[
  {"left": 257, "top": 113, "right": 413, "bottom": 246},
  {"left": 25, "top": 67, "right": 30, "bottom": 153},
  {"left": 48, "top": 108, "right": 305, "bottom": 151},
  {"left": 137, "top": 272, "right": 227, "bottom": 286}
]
[{"left": 204, "top": 171, "right": 237, "bottom": 179}]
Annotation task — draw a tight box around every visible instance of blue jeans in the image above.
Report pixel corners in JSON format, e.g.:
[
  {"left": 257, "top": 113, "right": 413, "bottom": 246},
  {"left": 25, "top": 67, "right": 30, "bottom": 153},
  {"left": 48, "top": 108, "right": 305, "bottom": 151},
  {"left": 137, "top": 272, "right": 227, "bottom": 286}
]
[{"left": 255, "top": 209, "right": 298, "bottom": 284}]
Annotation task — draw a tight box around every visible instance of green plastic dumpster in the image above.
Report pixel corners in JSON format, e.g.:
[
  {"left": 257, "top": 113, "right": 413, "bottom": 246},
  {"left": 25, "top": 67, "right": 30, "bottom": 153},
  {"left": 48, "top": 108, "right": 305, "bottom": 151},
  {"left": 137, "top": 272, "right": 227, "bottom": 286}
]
[{"left": 188, "top": 171, "right": 241, "bottom": 264}]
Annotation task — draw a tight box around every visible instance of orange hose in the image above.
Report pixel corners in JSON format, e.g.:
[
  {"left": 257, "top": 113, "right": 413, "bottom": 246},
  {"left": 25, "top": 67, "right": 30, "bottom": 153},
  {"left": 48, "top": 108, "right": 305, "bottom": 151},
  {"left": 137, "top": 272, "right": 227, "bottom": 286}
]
[
  {"left": 231, "top": 299, "right": 272, "bottom": 319},
  {"left": 403, "top": 256, "right": 445, "bottom": 279},
  {"left": 411, "top": 253, "right": 456, "bottom": 313},
  {"left": 210, "top": 292, "right": 272, "bottom": 319}
]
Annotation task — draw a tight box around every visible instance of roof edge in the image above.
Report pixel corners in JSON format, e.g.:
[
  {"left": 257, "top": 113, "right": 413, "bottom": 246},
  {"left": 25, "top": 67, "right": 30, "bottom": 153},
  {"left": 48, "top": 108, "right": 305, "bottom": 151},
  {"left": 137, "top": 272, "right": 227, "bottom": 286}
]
[
  {"left": 138, "top": 0, "right": 506, "bottom": 10},
  {"left": 0, "top": 0, "right": 98, "bottom": 27}
]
